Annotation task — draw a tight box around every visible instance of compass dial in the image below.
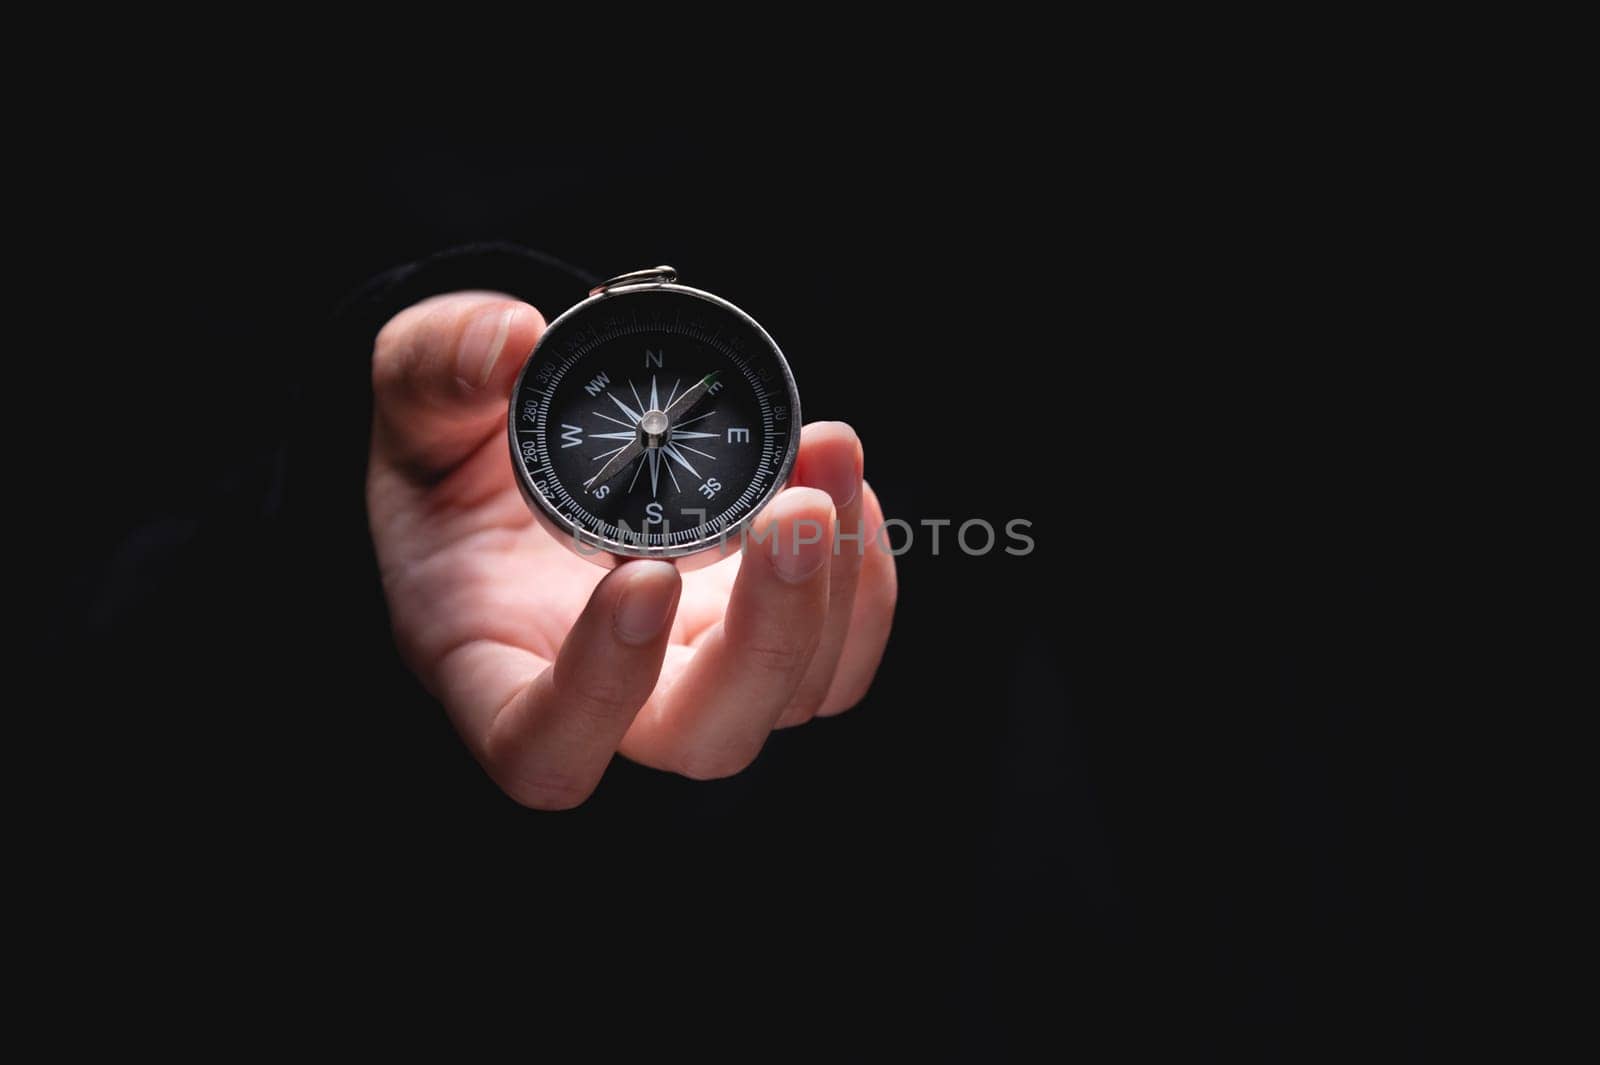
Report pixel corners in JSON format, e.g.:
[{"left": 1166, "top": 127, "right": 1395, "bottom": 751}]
[{"left": 509, "top": 284, "right": 800, "bottom": 564}]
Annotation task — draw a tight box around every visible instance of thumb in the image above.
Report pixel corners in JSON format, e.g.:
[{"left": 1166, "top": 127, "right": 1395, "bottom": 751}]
[{"left": 371, "top": 291, "right": 546, "bottom": 473}]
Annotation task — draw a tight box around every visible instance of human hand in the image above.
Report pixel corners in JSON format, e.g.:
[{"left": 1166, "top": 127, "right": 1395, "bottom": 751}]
[{"left": 366, "top": 292, "right": 897, "bottom": 808}]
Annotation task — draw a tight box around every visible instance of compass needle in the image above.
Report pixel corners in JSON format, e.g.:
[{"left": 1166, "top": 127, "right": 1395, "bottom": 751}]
[
  {"left": 674, "top": 410, "right": 716, "bottom": 430},
  {"left": 509, "top": 268, "right": 799, "bottom": 568}
]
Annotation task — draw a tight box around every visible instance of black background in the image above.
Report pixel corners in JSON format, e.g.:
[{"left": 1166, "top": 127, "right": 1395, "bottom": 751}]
[{"left": 35, "top": 101, "right": 1423, "bottom": 1058}]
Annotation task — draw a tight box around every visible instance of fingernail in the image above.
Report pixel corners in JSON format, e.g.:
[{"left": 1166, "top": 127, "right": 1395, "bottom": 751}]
[
  {"left": 613, "top": 561, "right": 678, "bottom": 645},
  {"left": 815, "top": 445, "right": 861, "bottom": 508},
  {"left": 456, "top": 306, "right": 519, "bottom": 389},
  {"left": 773, "top": 518, "right": 829, "bottom": 583}
]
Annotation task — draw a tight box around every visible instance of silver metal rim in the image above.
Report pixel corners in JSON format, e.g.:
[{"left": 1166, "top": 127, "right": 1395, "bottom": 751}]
[
  {"left": 588, "top": 265, "right": 678, "bottom": 297},
  {"left": 507, "top": 280, "right": 803, "bottom": 568}
]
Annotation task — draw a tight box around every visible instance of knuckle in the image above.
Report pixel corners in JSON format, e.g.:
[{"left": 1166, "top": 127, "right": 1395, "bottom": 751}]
[
  {"left": 783, "top": 684, "right": 828, "bottom": 726},
  {"left": 498, "top": 773, "right": 594, "bottom": 811},
  {"left": 551, "top": 652, "right": 643, "bottom": 722},
  {"left": 776, "top": 706, "right": 817, "bottom": 730},
  {"left": 825, "top": 669, "right": 882, "bottom": 717},
  {"left": 481, "top": 735, "right": 595, "bottom": 811},
  {"left": 677, "top": 742, "right": 761, "bottom": 782},
  {"left": 373, "top": 314, "right": 406, "bottom": 360},
  {"left": 562, "top": 676, "right": 637, "bottom": 723},
  {"left": 371, "top": 310, "right": 420, "bottom": 392},
  {"left": 823, "top": 686, "right": 869, "bottom": 717},
  {"left": 738, "top": 635, "right": 818, "bottom": 680}
]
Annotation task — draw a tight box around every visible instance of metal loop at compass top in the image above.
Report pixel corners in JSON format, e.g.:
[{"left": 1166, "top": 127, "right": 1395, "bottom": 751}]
[{"left": 589, "top": 265, "right": 679, "bottom": 297}]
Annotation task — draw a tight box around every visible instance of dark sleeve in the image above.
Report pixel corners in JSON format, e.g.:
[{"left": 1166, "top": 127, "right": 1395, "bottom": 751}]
[{"left": 53, "top": 245, "right": 605, "bottom": 816}]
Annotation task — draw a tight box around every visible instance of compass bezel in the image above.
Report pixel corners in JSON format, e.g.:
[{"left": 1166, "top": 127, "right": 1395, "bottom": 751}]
[{"left": 507, "top": 281, "right": 802, "bottom": 570}]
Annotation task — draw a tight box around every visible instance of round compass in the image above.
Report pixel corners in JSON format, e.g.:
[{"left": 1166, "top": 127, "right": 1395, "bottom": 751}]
[{"left": 508, "top": 266, "right": 801, "bottom": 568}]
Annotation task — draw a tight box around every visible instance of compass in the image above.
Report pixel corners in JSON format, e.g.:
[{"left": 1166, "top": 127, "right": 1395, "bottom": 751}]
[{"left": 508, "top": 266, "right": 802, "bottom": 569}]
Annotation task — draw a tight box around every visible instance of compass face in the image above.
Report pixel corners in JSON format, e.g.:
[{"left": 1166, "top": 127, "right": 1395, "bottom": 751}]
[{"left": 509, "top": 285, "right": 800, "bottom": 561}]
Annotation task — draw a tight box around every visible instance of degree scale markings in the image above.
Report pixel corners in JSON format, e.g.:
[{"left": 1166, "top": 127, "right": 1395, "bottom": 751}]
[{"left": 522, "top": 312, "right": 785, "bottom": 547}]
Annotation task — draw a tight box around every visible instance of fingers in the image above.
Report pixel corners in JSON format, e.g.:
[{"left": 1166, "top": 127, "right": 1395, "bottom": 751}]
[
  {"left": 776, "top": 422, "right": 865, "bottom": 728},
  {"left": 371, "top": 291, "right": 545, "bottom": 475},
  {"left": 463, "top": 561, "right": 680, "bottom": 809},
  {"left": 621, "top": 487, "right": 834, "bottom": 779},
  {"left": 819, "top": 481, "right": 896, "bottom": 716}
]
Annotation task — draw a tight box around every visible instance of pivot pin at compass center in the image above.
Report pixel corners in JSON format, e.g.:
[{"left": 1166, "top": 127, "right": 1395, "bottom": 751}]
[{"left": 639, "top": 409, "right": 670, "bottom": 448}]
